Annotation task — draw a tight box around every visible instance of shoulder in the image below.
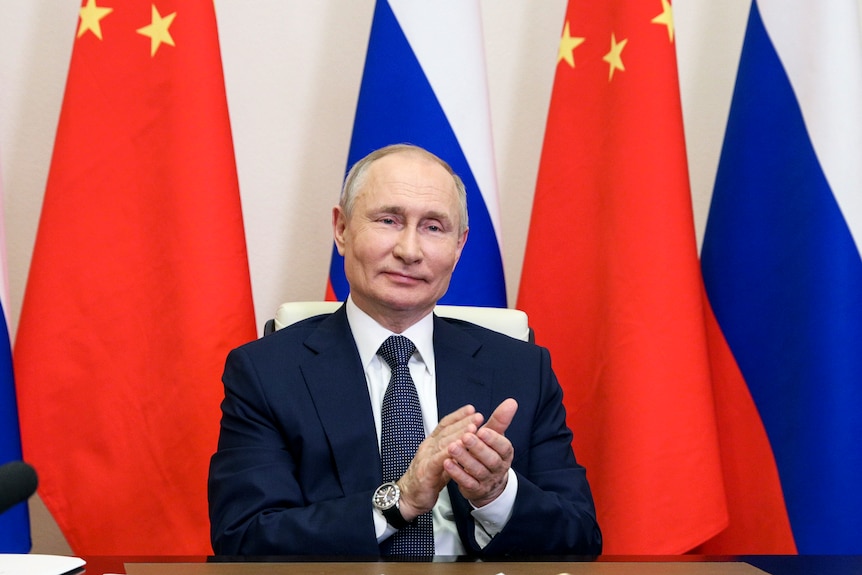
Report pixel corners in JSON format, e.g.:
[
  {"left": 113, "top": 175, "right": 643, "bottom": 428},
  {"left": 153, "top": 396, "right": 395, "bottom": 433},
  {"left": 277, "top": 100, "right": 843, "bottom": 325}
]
[
  {"left": 434, "top": 315, "right": 546, "bottom": 360},
  {"left": 230, "top": 311, "right": 346, "bottom": 365}
]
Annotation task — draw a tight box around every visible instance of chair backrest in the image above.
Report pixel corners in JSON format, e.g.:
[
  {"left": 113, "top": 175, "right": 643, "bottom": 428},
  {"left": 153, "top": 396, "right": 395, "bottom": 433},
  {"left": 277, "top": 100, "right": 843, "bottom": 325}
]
[{"left": 264, "top": 301, "right": 532, "bottom": 342}]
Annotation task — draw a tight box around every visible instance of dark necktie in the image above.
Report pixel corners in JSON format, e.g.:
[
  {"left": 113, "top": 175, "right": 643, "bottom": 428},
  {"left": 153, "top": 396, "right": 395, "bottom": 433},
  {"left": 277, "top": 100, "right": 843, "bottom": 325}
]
[{"left": 378, "top": 335, "right": 435, "bottom": 557}]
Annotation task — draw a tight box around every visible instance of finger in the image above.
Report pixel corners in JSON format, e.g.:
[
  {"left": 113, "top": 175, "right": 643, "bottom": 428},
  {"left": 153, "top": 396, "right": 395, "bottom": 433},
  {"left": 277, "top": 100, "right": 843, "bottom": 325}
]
[
  {"left": 475, "top": 427, "right": 515, "bottom": 463},
  {"left": 444, "top": 445, "right": 510, "bottom": 507},
  {"left": 446, "top": 436, "right": 499, "bottom": 480},
  {"left": 481, "top": 398, "right": 518, "bottom": 435},
  {"left": 429, "top": 406, "right": 483, "bottom": 445},
  {"left": 437, "top": 404, "right": 477, "bottom": 426},
  {"left": 430, "top": 418, "right": 481, "bottom": 453},
  {"left": 448, "top": 433, "right": 505, "bottom": 480},
  {"left": 447, "top": 436, "right": 486, "bottom": 477},
  {"left": 443, "top": 457, "right": 481, "bottom": 491}
]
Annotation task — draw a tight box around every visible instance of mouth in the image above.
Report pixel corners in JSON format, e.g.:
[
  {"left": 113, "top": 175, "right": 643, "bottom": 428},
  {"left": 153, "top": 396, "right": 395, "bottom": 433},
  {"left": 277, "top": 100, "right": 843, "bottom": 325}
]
[{"left": 383, "top": 270, "right": 424, "bottom": 285}]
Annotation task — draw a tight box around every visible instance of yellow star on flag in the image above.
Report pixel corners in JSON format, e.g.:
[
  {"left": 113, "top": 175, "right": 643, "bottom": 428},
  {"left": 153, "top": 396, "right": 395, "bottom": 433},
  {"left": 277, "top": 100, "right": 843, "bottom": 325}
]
[
  {"left": 652, "top": 0, "right": 675, "bottom": 42},
  {"left": 137, "top": 5, "right": 177, "bottom": 57},
  {"left": 558, "top": 21, "right": 586, "bottom": 68},
  {"left": 77, "top": 0, "right": 113, "bottom": 40},
  {"left": 603, "top": 33, "right": 628, "bottom": 81}
]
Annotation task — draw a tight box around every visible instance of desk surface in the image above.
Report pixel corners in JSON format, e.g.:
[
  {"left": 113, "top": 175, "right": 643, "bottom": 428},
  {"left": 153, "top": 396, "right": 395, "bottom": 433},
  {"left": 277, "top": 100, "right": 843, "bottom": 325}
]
[
  {"left": 77, "top": 556, "right": 862, "bottom": 575},
  {"left": 125, "top": 561, "right": 767, "bottom": 575}
]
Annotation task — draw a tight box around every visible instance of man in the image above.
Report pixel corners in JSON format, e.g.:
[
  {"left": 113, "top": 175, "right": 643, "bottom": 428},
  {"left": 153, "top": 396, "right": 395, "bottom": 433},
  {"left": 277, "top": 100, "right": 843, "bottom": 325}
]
[{"left": 208, "top": 144, "right": 601, "bottom": 557}]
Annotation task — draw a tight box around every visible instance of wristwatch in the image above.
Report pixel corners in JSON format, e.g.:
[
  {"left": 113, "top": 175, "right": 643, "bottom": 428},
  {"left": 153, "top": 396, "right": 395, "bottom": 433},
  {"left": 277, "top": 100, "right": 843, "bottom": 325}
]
[{"left": 372, "top": 481, "right": 410, "bottom": 529}]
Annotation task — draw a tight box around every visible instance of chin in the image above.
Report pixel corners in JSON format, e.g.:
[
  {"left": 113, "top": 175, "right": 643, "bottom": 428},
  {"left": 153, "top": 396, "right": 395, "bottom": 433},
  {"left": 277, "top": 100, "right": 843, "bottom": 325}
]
[{"left": 378, "top": 292, "right": 436, "bottom": 314}]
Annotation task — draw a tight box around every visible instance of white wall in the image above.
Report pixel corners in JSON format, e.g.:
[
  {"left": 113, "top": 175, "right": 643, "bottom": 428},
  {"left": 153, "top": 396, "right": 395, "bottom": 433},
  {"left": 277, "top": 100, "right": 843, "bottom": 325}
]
[{"left": 2, "top": 0, "right": 856, "bottom": 554}]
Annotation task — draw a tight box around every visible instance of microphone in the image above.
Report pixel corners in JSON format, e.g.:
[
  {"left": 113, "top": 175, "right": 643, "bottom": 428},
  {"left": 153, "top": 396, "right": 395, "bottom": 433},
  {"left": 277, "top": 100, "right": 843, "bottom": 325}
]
[{"left": 0, "top": 461, "right": 39, "bottom": 515}]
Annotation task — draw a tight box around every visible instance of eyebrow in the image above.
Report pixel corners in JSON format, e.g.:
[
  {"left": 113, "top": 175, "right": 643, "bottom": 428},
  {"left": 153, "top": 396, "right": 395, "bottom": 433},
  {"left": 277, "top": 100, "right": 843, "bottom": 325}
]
[{"left": 373, "top": 205, "right": 454, "bottom": 225}]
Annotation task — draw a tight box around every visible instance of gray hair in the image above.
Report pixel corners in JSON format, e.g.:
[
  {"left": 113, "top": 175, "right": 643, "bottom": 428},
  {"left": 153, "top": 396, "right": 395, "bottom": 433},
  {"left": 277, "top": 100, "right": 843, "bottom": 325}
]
[{"left": 339, "top": 144, "right": 469, "bottom": 235}]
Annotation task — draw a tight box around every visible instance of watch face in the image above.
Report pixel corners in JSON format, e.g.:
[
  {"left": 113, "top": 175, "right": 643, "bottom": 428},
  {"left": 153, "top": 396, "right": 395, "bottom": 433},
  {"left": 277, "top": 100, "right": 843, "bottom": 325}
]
[{"left": 373, "top": 483, "right": 398, "bottom": 510}]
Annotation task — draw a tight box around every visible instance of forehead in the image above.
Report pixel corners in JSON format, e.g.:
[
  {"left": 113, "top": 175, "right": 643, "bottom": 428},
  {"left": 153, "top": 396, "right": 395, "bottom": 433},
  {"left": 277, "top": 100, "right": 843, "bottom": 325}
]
[{"left": 358, "top": 152, "right": 459, "bottom": 210}]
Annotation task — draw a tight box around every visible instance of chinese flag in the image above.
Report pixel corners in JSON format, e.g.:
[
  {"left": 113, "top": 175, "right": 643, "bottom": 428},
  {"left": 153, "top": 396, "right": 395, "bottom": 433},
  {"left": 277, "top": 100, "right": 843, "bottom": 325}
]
[
  {"left": 14, "top": 0, "right": 256, "bottom": 555},
  {"left": 518, "top": 1, "right": 728, "bottom": 553}
]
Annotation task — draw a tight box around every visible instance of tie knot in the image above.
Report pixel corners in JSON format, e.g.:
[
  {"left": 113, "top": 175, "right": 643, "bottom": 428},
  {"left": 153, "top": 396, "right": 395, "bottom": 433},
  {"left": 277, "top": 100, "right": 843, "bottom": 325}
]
[{"left": 377, "top": 335, "right": 416, "bottom": 369}]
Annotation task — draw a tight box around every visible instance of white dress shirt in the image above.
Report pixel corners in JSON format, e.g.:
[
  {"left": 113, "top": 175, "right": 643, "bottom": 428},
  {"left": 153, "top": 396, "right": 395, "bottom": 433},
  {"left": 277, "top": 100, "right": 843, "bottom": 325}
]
[{"left": 345, "top": 297, "right": 517, "bottom": 555}]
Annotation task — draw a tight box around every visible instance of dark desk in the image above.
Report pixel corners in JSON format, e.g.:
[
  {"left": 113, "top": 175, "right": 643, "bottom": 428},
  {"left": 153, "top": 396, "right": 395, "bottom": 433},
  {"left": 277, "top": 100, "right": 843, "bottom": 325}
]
[{"left": 76, "top": 556, "right": 862, "bottom": 575}]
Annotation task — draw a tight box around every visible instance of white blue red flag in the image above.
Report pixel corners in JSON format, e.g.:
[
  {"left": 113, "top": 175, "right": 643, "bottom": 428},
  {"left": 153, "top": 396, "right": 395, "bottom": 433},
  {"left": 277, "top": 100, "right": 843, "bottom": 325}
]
[
  {"left": 327, "top": 0, "right": 506, "bottom": 307},
  {"left": 0, "top": 166, "right": 30, "bottom": 553},
  {"left": 701, "top": 0, "right": 862, "bottom": 553}
]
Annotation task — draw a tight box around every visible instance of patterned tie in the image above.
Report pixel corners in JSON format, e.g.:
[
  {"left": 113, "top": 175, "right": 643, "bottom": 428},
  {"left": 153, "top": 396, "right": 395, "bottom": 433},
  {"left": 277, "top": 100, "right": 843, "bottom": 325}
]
[{"left": 378, "top": 335, "right": 435, "bottom": 557}]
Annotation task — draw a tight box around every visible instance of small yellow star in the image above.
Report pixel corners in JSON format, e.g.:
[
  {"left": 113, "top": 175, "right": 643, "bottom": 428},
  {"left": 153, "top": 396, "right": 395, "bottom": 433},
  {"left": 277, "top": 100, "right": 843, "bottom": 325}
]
[
  {"left": 603, "top": 33, "right": 628, "bottom": 81},
  {"left": 652, "top": 0, "right": 675, "bottom": 42},
  {"left": 77, "top": 0, "right": 113, "bottom": 40},
  {"left": 558, "top": 21, "right": 586, "bottom": 68},
  {"left": 136, "top": 5, "right": 177, "bottom": 57}
]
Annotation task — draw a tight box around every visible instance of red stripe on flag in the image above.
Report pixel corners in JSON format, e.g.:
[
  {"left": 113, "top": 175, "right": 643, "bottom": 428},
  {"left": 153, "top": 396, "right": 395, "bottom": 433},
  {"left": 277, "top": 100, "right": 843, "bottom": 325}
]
[{"left": 694, "top": 295, "right": 796, "bottom": 553}]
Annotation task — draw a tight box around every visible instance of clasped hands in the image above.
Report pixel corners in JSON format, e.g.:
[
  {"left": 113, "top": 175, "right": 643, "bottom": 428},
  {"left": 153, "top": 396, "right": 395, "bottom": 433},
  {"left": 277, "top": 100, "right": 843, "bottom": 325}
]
[{"left": 395, "top": 398, "right": 518, "bottom": 521}]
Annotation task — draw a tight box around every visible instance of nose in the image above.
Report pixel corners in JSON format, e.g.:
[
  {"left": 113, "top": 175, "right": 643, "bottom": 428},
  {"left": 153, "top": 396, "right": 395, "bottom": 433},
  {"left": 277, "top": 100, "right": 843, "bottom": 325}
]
[{"left": 392, "top": 226, "right": 422, "bottom": 264}]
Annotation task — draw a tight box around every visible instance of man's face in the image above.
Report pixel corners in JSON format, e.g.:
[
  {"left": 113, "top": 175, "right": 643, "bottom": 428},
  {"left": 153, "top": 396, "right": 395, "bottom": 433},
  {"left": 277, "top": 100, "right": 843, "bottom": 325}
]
[{"left": 333, "top": 151, "right": 468, "bottom": 330}]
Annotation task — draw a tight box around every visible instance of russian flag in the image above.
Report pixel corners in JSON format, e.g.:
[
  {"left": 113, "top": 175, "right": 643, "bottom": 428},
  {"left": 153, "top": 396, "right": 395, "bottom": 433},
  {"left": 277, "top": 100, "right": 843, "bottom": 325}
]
[
  {"left": 701, "top": 0, "right": 862, "bottom": 554},
  {"left": 327, "top": 0, "right": 506, "bottom": 307},
  {"left": 0, "top": 174, "right": 30, "bottom": 552}
]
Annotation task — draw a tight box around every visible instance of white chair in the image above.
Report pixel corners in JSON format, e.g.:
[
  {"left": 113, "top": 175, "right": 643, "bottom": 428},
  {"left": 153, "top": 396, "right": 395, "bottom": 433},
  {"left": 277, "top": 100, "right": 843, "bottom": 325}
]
[{"left": 263, "top": 301, "right": 532, "bottom": 342}]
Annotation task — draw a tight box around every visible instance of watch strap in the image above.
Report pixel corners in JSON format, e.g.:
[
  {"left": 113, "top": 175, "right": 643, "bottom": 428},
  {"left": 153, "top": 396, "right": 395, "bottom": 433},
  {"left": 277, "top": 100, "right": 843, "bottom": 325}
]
[{"left": 381, "top": 502, "right": 410, "bottom": 529}]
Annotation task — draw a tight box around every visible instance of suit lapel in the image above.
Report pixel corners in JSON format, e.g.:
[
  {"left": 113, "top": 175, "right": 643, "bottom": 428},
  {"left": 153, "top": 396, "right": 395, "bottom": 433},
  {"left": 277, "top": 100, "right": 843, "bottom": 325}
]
[
  {"left": 296, "top": 312, "right": 496, "bottom": 508},
  {"left": 433, "top": 316, "right": 496, "bottom": 548},
  {"left": 300, "top": 306, "right": 382, "bottom": 492},
  {"left": 433, "top": 316, "right": 493, "bottom": 421}
]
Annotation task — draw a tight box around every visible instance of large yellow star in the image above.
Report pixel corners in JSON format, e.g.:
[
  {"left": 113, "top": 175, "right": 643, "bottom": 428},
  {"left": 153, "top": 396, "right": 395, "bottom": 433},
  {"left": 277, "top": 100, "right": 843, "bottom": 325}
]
[
  {"left": 558, "top": 21, "right": 585, "bottom": 68},
  {"left": 77, "top": 0, "right": 113, "bottom": 40},
  {"left": 136, "top": 5, "right": 177, "bottom": 57},
  {"left": 603, "top": 33, "right": 628, "bottom": 81},
  {"left": 652, "top": 0, "right": 675, "bottom": 42}
]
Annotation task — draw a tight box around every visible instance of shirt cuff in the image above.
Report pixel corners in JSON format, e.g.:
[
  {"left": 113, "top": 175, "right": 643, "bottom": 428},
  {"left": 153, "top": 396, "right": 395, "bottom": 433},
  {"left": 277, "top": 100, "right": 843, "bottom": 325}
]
[
  {"left": 373, "top": 507, "right": 398, "bottom": 542},
  {"left": 470, "top": 467, "right": 518, "bottom": 547}
]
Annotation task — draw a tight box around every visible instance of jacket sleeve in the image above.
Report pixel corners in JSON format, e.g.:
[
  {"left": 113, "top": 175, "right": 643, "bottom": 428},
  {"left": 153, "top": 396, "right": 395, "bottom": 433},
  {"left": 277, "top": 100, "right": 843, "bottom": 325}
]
[
  {"left": 456, "top": 344, "right": 603, "bottom": 557},
  {"left": 207, "top": 346, "right": 381, "bottom": 557}
]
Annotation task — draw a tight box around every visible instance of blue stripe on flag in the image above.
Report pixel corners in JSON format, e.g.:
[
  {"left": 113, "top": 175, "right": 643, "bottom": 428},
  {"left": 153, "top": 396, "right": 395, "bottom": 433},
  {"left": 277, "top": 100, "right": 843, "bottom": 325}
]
[
  {"left": 328, "top": 0, "right": 506, "bottom": 307},
  {"left": 701, "top": 1, "right": 862, "bottom": 553},
  {"left": 0, "top": 299, "right": 31, "bottom": 552}
]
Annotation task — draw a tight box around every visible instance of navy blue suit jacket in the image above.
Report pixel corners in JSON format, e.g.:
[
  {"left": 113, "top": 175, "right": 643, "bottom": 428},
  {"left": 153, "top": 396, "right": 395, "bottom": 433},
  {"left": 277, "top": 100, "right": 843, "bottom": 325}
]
[{"left": 208, "top": 305, "right": 601, "bottom": 557}]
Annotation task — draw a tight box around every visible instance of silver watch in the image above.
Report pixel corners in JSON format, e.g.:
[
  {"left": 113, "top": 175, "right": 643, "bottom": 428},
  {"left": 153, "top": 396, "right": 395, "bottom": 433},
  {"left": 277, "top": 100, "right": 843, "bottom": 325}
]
[{"left": 372, "top": 481, "right": 410, "bottom": 529}]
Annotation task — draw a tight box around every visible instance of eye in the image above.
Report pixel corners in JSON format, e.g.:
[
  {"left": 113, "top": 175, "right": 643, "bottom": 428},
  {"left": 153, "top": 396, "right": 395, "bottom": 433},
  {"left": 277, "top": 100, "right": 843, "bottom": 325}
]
[{"left": 422, "top": 218, "right": 446, "bottom": 233}]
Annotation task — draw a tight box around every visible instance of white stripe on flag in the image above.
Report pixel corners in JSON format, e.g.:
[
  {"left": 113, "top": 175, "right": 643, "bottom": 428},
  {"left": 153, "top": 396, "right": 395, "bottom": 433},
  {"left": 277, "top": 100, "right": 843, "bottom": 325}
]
[
  {"left": 759, "top": 0, "right": 862, "bottom": 253},
  {"left": 388, "top": 0, "right": 502, "bottom": 246}
]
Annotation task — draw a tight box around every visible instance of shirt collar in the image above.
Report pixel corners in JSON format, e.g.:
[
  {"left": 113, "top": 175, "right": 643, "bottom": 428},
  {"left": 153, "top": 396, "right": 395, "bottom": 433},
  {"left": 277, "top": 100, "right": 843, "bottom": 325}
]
[{"left": 345, "top": 295, "right": 436, "bottom": 375}]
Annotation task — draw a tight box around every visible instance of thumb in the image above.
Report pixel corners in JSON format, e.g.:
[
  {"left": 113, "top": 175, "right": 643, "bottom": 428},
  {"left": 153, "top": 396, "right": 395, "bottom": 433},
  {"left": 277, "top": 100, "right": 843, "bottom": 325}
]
[{"left": 481, "top": 398, "right": 518, "bottom": 435}]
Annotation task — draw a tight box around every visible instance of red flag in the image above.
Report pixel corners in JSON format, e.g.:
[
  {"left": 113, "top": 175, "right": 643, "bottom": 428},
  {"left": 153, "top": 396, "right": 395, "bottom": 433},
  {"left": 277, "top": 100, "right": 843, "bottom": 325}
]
[
  {"left": 518, "top": 1, "right": 728, "bottom": 553},
  {"left": 14, "top": 0, "right": 256, "bottom": 555}
]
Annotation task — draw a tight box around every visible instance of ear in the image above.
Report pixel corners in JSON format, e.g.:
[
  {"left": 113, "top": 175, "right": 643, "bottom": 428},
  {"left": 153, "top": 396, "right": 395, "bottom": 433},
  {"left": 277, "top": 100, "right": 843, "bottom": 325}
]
[
  {"left": 452, "top": 227, "right": 469, "bottom": 267},
  {"left": 332, "top": 206, "right": 348, "bottom": 256}
]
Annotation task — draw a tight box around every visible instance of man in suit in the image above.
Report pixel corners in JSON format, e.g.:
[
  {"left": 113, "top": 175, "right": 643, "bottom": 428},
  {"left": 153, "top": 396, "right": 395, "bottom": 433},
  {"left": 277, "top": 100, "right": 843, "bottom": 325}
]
[{"left": 208, "top": 144, "right": 601, "bottom": 557}]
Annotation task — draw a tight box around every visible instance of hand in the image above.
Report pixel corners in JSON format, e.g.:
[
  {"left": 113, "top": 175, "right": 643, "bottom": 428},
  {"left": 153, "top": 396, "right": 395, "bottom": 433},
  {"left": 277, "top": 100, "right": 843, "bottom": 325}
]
[
  {"left": 444, "top": 398, "right": 518, "bottom": 507},
  {"left": 396, "top": 404, "right": 484, "bottom": 521}
]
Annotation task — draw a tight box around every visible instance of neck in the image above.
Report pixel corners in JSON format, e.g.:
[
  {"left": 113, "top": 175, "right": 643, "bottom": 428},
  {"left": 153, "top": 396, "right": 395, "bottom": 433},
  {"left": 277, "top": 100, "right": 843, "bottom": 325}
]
[{"left": 351, "top": 298, "right": 433, "bottom": 334}]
